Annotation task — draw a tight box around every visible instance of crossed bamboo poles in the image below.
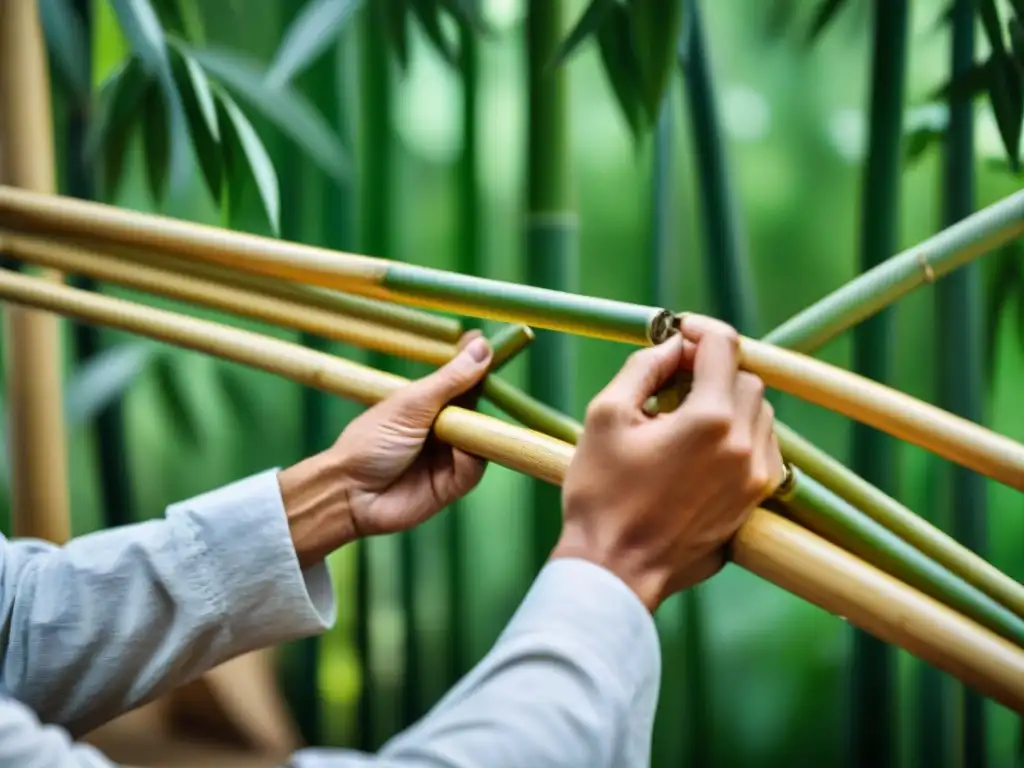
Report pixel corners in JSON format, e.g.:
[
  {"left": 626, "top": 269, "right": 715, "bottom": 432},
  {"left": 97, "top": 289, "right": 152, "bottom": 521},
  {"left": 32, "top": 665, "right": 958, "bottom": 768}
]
[{"left": 1, "top": 185, "right": 1023, "bottom": 711}]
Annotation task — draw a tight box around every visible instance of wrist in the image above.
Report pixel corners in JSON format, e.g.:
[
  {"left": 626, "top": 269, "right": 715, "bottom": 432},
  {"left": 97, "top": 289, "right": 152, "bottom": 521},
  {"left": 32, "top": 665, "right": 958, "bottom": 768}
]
[
  {"left": 549, "top": 526, "right": 669, "bottom": 613},
  {"left": 277, "top": 450, "right": 357, "bottom": 570}
]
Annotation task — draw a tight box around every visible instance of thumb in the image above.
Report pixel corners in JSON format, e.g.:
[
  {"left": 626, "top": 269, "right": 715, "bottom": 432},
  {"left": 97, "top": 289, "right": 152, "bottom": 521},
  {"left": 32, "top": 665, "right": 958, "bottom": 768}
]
[{"left": 401, "top": 336, "right": 492, "bottom": 416}]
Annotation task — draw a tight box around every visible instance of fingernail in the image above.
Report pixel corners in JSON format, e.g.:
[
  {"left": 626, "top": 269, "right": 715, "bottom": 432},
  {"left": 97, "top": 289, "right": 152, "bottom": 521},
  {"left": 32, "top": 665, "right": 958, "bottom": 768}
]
[{"left": 465, "top": 337, "right": 490, "bottom": 363}]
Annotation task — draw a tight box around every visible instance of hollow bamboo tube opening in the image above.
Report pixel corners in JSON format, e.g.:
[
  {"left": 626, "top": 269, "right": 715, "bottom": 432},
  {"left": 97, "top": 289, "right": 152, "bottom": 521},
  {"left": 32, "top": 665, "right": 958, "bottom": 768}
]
[
  {"left": 740, "top": 338, "right": 1024, "bottom": 492},
  {"left": 0, "top": 268, "right": 1019, "bottom": 710},
  {"left": 0, "top": 186, "right": 674, "bottom": 345}
]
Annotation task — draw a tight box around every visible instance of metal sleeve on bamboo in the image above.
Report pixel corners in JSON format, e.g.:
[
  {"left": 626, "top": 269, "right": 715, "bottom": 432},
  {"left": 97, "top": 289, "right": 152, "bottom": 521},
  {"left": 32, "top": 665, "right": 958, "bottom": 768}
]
[
  {"left": 733, "top": 509, "right": 1024, "bottom": 713},
  {"left": 775, "top": 421, "right": 1024, "bottom": 619},
  {"left": 0, "top": 268, "right": 1021, "bottom": 709},
  {"left": 764, "top": 188, "right": 1024, "bottom": 353},
  {"left": 778, "top": 469, "right": 1024, "bottom": 647},
  {"left": 741, "top": 338, "right": 1024, "bottom": 492}
]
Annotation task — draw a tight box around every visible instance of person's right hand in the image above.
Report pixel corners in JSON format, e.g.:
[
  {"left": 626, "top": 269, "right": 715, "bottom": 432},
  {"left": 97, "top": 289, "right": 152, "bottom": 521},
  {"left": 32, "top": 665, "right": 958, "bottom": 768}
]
[{"left": 553, "top": 315, "right": 783, "bottom": 612}]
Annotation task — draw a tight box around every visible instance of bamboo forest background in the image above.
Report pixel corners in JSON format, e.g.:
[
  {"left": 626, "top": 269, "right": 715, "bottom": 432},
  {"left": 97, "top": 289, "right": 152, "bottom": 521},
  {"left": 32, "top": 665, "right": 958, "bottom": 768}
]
[{"left": 4, "top": 0, "right": 1024, "bottom": 765}]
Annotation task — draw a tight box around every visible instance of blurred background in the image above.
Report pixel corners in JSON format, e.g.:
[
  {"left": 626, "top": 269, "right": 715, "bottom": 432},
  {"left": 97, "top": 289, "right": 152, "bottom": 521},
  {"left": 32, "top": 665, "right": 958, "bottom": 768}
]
[{"left": 3, "top": 0, "right": 1023, "bottom": 765}]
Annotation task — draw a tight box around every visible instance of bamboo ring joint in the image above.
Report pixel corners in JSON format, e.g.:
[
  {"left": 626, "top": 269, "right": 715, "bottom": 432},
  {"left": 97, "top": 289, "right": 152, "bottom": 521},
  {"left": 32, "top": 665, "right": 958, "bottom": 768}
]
[{"left": 916, "top": 252, "right": 936, "bottom": 283}]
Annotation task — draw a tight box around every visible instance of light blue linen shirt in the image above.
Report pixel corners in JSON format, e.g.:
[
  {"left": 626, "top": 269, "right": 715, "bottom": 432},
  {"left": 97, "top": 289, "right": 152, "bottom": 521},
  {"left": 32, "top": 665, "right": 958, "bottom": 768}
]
[{"left": 0, "top": 470, "right": 661, "bottom": 767}]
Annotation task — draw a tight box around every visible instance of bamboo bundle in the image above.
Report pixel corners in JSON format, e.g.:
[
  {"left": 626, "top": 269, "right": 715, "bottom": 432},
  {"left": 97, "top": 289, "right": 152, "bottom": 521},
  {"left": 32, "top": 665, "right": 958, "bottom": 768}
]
[{"left": 0, "top": 267, "right": 1020, "bottom": 712}]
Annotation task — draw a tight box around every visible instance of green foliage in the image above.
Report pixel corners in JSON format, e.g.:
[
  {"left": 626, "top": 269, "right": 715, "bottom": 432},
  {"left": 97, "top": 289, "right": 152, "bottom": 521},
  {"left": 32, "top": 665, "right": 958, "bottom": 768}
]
[{"left": 39, "top": 0, "right": 91, "bottom": 104}]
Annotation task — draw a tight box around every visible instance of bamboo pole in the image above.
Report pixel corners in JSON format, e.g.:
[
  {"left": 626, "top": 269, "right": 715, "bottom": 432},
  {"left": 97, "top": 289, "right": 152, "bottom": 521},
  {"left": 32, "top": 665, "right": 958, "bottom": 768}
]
[
  {"left": 2, "top": 233, "right": 574, "bottom": 441},
  {"left": 741, "top": 338, "right": 1024, "bottom": 492},
  {"left": 775, "top": 423, "right": 1024, "bottom": 618},
  {"left": 0, "top": 186, "right": 675, "bottom": 345},
  {"left": 0, "top": 269, "right": 1019, "bottom": 711},
  {"left": 0, "top": 0, "right": 71, "bottom": 542}
]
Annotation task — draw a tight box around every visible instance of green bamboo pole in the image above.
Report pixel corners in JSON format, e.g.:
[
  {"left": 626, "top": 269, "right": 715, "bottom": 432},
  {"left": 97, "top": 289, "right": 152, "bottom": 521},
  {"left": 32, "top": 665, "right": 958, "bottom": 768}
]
[
  {"left": 487, "top": 324, "right": 534, "bottom": 373},
  {"left": 0, "top": 185, "right": 675, "bottom": 346},
  {"left": 775, "top": 423, "right": 1024, "bottom": 617},
  {"left": 64, "top": 0, "right": 134, "bottom": 531},
  {"left": 445, "top": 16, "right": 478, "bottom": 688},
  {"left": 526, "top": 0, "right": 577, "bottom": 572},
  {"left": 679, "top": 0, "right": 757, "bottom": 335},
  {"left": 849, "top": 3, "right": 909, "bottom": 763},
  {"left": 775, "top": 469, "right": 1024, "bottom": 647},
  {"left": 936, "top": 0, "right": 984, "bottom": 762}
]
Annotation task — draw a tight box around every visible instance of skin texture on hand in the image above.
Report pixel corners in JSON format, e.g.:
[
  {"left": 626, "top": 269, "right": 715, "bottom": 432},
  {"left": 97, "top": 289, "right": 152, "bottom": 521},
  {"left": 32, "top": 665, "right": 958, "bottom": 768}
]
[
  {"left": 278, "top": 333, "right": 493, "bottom": 570},
  {"left": 553, "top": 315, "right": 784, "bottom": 613}
]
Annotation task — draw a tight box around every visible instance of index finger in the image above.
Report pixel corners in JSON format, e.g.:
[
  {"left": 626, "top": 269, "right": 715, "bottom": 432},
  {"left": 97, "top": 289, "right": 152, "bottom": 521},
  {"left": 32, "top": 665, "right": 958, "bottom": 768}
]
[
  {"left": 678, "top": 314, "right": 740, "bottom": 406},
  {"left": 596, "top": 333, "right": 688, "bottom": 411}
]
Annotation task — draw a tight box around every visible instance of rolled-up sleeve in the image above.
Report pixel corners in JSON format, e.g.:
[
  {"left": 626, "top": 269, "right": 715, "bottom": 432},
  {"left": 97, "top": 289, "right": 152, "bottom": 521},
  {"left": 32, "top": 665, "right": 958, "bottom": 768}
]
[{"left": 0, "top": 469, "right": 336, "bottom": 737}]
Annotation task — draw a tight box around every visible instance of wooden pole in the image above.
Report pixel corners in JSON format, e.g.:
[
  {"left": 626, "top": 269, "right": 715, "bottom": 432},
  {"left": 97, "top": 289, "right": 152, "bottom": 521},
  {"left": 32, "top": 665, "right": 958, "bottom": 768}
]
[
  {"left": 0, "top": 269, "right": 1020, "bottom": 713},
  {"left": 0, "top": 0, "right": 71, "bottom": 542}
]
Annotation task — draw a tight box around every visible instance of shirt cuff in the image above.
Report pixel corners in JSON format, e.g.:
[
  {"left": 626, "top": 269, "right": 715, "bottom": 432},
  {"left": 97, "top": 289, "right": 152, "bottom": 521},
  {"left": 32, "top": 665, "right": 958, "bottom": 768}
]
[
  {"left": 166, "top": 469, "right": 338, "bottom": 652},
  {"left": 498, "top": 557, "right": 661, "bottom": 709}
]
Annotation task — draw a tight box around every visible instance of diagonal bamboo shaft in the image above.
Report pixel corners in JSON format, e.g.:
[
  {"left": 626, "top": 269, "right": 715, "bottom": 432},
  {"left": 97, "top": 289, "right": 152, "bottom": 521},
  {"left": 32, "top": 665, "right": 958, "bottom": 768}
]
[
  {"left": 1, "top": 233, "right": 575, "bottom": 442},
  {"left": 0, "top": 0, "right": 70, "bottom": 543},
  {"left": 743, "top": 338, "right": 1024, "bottom": 492},
  {"left": 0, "top": 269, "right": 1019, "bottom": 709},
  {"left": 0, "top": 186, "right": 674, "bottom": 346}
]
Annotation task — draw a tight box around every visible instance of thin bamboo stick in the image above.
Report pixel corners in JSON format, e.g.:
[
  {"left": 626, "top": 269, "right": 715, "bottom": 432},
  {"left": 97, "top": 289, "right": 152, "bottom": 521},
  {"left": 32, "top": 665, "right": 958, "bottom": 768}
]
[
  {"left": 775, "top": 422, "right": 1024, "bottom": 618},
  {"left": 776, "top": 469, "right": 1024, "bottom": 646},
  {"left": 741, "top": 338, "right": 1024, "bottom": 492},
  {"left": 0, "top": 269, "right": 1019, "bottom": 711},
  {"left": 764, "top": 188, "right": 1024, "bottom": 353},
  {"left": 0, "top": 0, "right": 71, "bottom": 543},
  {"left": 0, "top": 185, "right": 675, "bottom": 345},
  {"left": 1, "top": 232, "right": 569, "bottom": 444},
  {"left": 487, "top": 324, "right": 535, "bottom": 373}
]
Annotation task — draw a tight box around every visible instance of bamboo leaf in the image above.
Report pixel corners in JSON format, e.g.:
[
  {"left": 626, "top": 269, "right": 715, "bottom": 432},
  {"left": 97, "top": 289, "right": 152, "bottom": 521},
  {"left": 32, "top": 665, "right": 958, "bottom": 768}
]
[
  {"left": 549, "top": 0, "right": 614, "bottom": 70},
  {"left": 216, "top": 364, "right": 261, "bottom": 427},
  {"left": 987, "top": 52, "right": 1023, "bottom": 169},
  {"left": 149, "top": 0, "right": 205, "bottom": 41},
  {"left": 168, "top": 42, "right": 223, "bottom": 198},
  {"left": 596, "top": 2, "right": 646, "bottom": 141},
  {"left": 87, "top": 57, "right": 151, "bottom": 199},
  {"left": 38, "top": 0, "right": 91, "bottom": 104},
  {"left": 187, "top": 44, "right": 350, "bottom": 181},
  {"left": 141, "top": 82, "right": 171, "bottom": 203},
  {"left": 152, "top": 353, "right": 202, "bottom": 447},
  {"left": 629, "top": 0, "right": 683, "bottom": 123},
  {"left": 440, "top": 0, "right": 488, "bottom": 33},
  {"left": 266, "top": 0, "right": 364, "bottom": 88},
  {"left": 978, "top": 0, "right": 1006, "bottom": 50},
  {"left": 805, "top": 0, "right": 848, "bottom": 43},
  {"left": 65, "top": 342, "right": 161, "bottom": 427},
  {"left": 381, "top": 0, "right": 411, "bottom": 71},
  {"left": 411, "top": 0, "right": 460, "bottom": 67},
  {"left": 216, "top": 88, "right": 281, "bottom": 234}
]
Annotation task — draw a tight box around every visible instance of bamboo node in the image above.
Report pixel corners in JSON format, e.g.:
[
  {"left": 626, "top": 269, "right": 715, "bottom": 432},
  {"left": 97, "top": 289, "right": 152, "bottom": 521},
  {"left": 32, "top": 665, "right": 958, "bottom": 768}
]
[
  {"left": 915, "top": 252, "right": 936, "bottom": 283},
  {"left": 649, "top": 309, "right": 677, "bottom": 344}
]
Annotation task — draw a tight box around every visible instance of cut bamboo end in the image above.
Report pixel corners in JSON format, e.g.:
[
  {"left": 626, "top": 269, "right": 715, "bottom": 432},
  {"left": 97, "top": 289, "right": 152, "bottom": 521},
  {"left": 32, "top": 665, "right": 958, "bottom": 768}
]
[
  {"left": 0, "top": 269, "right": 1017, "bottom": 708},
  {"left": 486, "top": 324, "right": 535, "bottom": 373},
  {"left": 741, "top": 338, "right": 1024, "bottom": 492},
  {"left": 775, "top": 421, "right": 1024, "bottom": 620},
  {"left": 734, "top": 508, "right": 1024, "bottom": 712}
]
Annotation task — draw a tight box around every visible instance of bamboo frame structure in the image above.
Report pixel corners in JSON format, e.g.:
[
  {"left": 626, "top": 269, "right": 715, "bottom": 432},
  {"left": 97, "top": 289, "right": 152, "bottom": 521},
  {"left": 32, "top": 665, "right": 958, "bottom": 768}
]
[
  {"left": 0, "top": 2, "right": 71, "bottom": 543},
  {"left": 0, "top": 268, "right": 1020, "bottom": 712}
]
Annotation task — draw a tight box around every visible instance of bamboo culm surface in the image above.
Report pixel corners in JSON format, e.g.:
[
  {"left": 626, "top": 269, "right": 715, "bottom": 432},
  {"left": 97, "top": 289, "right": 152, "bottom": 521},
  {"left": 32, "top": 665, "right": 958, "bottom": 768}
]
[
  {"left": 0, "top": 186, "right": 674, "bottom": 346},
  {"left": 0, "top": 267, "right": 1021, "bottom": 712}
]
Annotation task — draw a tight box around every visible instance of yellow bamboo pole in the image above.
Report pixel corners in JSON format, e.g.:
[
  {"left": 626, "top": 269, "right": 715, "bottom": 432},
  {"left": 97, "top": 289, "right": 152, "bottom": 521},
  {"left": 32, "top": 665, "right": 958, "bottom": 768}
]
[
  {"left": 740, "top": 338, "right": 1024, "bottom": 492},
  {"left": 0, "top": 1, "right": 70, "bottom": 542},
  {"left": 0, "top": 268, "right": 1019, "bottom": 711}
]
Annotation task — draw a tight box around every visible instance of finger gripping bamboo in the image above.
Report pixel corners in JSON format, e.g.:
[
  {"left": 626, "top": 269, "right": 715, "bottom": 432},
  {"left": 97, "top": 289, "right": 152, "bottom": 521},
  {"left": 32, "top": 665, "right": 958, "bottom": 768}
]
[{"left": 0, "top": 269, "right": 1019, "bottom": 711}]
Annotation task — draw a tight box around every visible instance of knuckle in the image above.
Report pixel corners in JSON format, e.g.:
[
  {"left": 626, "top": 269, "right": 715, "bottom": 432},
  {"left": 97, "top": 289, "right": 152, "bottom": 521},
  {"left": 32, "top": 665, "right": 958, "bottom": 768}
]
[
  {"left": 761, "top": 400, "right": 775, "bottom": 422},
  {"left": 722, "top": 435, "right": 754, "bottom": 465},
  {"left": 740, "top": 372, "right": 765, "bottom": 400},
  {"left": 745, "top": 468, "right": 771, "bottom": 497},
  {"left": 585, "top": 397, "right": 619, "bottom": 428},
  {"left": 693, "top": 406, "right": 733, "bottom": 437}
]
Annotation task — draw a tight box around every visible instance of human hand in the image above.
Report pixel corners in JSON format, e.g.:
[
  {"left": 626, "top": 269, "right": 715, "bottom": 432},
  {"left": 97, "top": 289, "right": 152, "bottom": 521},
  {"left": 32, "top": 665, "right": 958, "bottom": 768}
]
[
  {"left": 553, "top": 315, "right": 783, "bottom": 612},
  {"left": 279, "top": 333, "right": 492, "bottom": 568}
]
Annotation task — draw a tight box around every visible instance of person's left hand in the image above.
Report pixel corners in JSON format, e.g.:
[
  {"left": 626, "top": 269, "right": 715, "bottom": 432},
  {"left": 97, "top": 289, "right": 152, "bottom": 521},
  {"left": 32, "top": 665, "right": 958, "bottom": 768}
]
[
  {"left": 330, "top": 332, "right": 493, "bottom": 537},
  {"left": 279, "top": 331, "right": 494, "bottom": 567}
]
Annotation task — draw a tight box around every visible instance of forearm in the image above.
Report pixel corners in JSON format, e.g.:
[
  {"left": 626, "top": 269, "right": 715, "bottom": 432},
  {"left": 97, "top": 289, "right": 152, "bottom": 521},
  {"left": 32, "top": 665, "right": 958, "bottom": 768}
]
[
  {"left": 1, "top": 469, "right": 336, "bottom": 735},
  {"left": 292, "top": 558, "right": 662, "bottom": 768}
]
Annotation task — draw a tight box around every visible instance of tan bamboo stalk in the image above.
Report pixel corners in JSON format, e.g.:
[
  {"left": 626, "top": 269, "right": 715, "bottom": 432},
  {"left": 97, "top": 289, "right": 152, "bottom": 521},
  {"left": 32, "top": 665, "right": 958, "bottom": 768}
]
[
  {"left": 0, "top": 186, "right": 674, "bottom": 345},
  {"left": 1, "top": 233, "right": 573, "bottom": 440},
  {"left": 740, "top": 338, "right": 1024, "bottom": 492},
  {"left": 0, "top": 1, "right": 70, "bottom": 542},
  {"left": 0, "top": 269, "right": 1020, "bottom": 711}
]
